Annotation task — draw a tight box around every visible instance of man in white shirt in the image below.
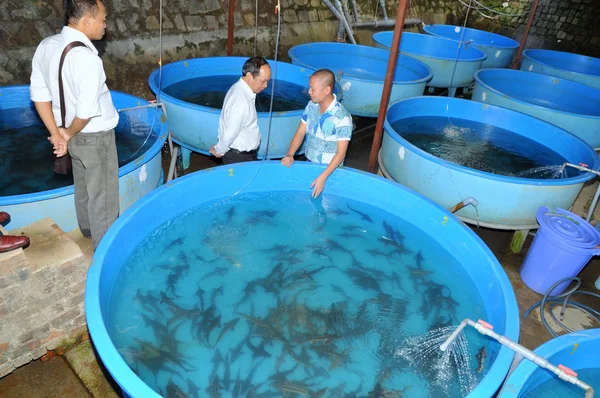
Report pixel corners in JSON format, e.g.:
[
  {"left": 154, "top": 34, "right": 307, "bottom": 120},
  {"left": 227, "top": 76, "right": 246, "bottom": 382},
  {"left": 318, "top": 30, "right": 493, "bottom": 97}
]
[
  {"left": 209, "top": 57, "right": 271, "bottom": 164},
  {"left": 30, "top": 0, "right": 119, "bottom": 250}
]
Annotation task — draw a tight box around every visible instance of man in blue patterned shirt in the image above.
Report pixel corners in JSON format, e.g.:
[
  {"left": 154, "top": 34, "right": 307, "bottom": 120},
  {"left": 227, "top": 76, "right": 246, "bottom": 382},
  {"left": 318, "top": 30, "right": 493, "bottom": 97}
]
[{"left": 281, "top": 69, "right": 353, "bottom": 198}]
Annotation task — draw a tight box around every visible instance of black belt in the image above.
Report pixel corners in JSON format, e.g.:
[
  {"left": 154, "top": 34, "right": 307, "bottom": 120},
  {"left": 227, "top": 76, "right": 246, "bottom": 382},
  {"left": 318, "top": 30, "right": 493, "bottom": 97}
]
[{"left": 230, "top": 148, "right": 258, "bottom": 154}]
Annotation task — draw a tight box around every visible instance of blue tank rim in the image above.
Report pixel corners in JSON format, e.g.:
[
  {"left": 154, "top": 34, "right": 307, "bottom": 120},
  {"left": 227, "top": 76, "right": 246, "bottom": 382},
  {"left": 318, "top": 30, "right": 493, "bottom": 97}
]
[
  {"left": 0, "top": 86, "right": 168, "bottom": 206},
  {"left": 423, "top": 24, "right": 520, "bottom": 49},
  {"left": 84, "top": 160, "right": 520, "bottom": 398},
  {"left": 372, "top": 31, "right": 488, "bottom": 63},
  {"left": 499, "top": 328, "right": 600, "bottom": 397},
  {"left": 148, "top": 57, "right": 311, "bottom": 117},
  {"left": 383, "top": 96, "right": 600, "bottom": 186},
  {"left": 287, "top": 42, "right": 434, "bottom": 85},
  {"left": 522, "top": 49, "right": 600, "bottom": 78},
  {"left": 474, "top": 68, "right": 600, "bottom": 119}
]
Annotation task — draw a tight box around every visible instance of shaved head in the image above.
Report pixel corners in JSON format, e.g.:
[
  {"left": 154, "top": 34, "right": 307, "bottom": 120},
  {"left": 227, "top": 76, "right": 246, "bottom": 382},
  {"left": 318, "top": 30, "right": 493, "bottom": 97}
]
[{"left": 311, "top": 69, "right": 335, "bottom": 91}]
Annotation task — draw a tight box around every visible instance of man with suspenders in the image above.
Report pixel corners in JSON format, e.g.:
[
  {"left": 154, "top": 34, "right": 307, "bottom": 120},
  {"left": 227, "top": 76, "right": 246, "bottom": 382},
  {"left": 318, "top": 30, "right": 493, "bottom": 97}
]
[{"left": 30, "top": 0, "right": 119, "bottom": 250}]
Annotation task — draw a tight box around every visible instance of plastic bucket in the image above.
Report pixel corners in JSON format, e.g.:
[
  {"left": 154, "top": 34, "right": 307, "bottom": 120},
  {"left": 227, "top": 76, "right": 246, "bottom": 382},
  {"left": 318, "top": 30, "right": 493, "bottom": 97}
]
[{"left": 520, "top": 206, "right": 600, "bottom": 295}]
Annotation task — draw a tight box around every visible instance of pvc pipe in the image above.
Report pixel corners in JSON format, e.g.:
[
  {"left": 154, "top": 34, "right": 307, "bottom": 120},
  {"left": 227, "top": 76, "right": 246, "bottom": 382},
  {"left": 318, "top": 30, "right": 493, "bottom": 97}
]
[
  {"left": 349, "top": 0, "right": 359, "bottom": 22},
  {"left": 322, "top": 0, "right": 356, "bottom": 44},
  {"left": 334, "top": 0, "right": 356, "bottom": 44},
  {"left": 379, "top": 0, "right": 389, "bottom": 20},
  {"left": 448, "top": 197, "right": 479, "bottom": 214},
  {"left": 587, "top": 183, "right": 600, "bottom": 222},
  {"left": 440, "top": 319, "right": 595, "bottom": 398},
  {"left": 352, "top": 18, "right": 421, "bottom": 27},
  {"left": 167, "top": 145, "right": 179, "bottom": 183},
  {"left": 340, "top": 0, "right": 354, "bottom": 31}
]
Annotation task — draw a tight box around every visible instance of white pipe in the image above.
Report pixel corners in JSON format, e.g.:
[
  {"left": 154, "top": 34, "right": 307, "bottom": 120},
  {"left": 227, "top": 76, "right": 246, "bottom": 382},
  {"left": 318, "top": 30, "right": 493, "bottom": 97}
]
[
  {"left": 562, "top": 162, "right": 600, "bottom": 222},
  {"left": 349, "top": 0, "right": 359, "bottom": 22},
  {"left": 322, "top": 0, "right": 356, "bottom": 43},
  {"left": 441, "top": 319, "right": 595, "bottom": 398},
  {"left": 333, "top": 0, "right": 356, "bottom": 44},
  {"left": 352, "top": 18, "right": 421, "bottom": 27},
  {"left": 378, "top": 0, "right": 389, "bottom": 20},
  {"left": 340, "top": 0, "right": 354, "bottom": 30}
]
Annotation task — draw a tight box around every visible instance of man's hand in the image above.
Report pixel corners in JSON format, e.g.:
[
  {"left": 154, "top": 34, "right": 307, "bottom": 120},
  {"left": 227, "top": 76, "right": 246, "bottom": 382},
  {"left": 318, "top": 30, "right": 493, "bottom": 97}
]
[
  {"left": 58, "top": 127, "right": 73, "bottom": 143},
  {"left": 281, "top": 155, "right": 294, "bottom": 167},
  {"left": 210, "top": 145, "right": 224, "bottom": 158},
  {"left": 310, "top": 175, "right": 327, "bottom": 198},
  {"left": 48, "top": 135, "right": 68, "bottom": 157}
]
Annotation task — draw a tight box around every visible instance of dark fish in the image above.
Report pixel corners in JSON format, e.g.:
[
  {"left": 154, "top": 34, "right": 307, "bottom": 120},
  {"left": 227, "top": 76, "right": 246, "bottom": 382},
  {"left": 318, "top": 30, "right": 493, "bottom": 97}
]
[
  {"left": 271, "top": 381, "right": 312, "bottom": 396},
  {"left": 415, "top": 250, "right": 425, "bottom": 268},
  {"left": 166, "top": 379, "right": 188, "bottom": 398},
  {"left": 206, "top": 374, "right": 221, "bottom": 398},
  {"left": 204, "top": 266, "right": 229, "bottom": 279},
  {"left": 382, "top": 220, "right": 405, "bottom": 243},
  {"left": 212, "top": 318, "right": 239, "bottom": 347},
  {"left": 186, "top": 379, "right": 200, "bottom": 398},
  {"left": 166, "top": 237, "right": 184, "bottom": 249},
  {"left": 229, "top": 338, "right": 246, "bottom": 363},
  {"left": 338, "top": 232, "right": 367, "bottom": 240},
  {"left": 247, "top": 338, "right": 271, "bottom": 358},
  {"left": 328, "top": 208, "right": 349, "bottom": 216},
  {"left": 225, "top": 206, "right": 235, "bottom": 221},
  {"left": 476, "top": 346, "right": 487, "bottom": 373},
  {"left": 347, "top": 203, "right": 373, "bottom": 223},
  {"left": 223, "top": 353, "right": 231, "bottom": 391}
]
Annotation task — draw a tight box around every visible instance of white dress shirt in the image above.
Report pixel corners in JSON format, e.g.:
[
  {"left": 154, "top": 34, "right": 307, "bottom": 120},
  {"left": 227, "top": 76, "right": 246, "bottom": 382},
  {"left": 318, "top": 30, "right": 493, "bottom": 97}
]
[
  {"left": 214, "top": 78, "right": 261, "bottom": 155},
  {"left": 30, "top": 26, "right": 119, "bottom": 133}
]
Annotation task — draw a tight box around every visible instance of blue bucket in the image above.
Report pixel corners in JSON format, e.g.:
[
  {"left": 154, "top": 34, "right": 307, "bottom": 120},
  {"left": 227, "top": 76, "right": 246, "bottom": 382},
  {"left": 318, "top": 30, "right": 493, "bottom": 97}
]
[{"left": 520, "top": 206, "right": 600, "bottom": 295}]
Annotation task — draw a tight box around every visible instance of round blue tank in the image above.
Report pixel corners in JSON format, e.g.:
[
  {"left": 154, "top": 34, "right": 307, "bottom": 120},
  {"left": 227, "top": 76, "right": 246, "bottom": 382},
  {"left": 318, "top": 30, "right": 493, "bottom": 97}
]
[
  {"left": 498, "top": 329, "right": 600, "bottom": 397},
  {"left": 0, "top": 85, "right": 167, "bottom": 232},
  {"left": 521, "top": 49, "right": 600, "bottom": 90},
  {"left": 423, "top": 24, "right": 518, "bottom": 69},
  {"left": 85, "top": 161, "right": 519, "bottom": 398},
  {"left": 372, "top": 31, "right": 487, "bottom": 92},
  {"left": 473, "top": 68, "right": 600, "bottom": 149},
  {"left": 380, "top": 96, "right": 599, "bottom": 230},
  {"left": 149, "top": 57, "right": 312, "bottom": 168},
  {"left": 287, "top": 42, "right": 432, "bottom": 117}
]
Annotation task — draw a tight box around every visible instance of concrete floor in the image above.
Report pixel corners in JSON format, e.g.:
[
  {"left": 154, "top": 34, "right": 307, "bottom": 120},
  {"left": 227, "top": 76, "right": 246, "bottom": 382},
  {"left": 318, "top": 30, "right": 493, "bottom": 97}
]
[{"left": 1, "top": 118, "right": 599, "bottom": 397}]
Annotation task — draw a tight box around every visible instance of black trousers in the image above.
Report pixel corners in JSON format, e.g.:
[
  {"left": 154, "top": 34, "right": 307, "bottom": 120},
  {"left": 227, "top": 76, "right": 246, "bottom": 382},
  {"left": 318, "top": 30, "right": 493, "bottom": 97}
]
[{"left": 223, "top": 148, "right": 258, "bottom": 164}]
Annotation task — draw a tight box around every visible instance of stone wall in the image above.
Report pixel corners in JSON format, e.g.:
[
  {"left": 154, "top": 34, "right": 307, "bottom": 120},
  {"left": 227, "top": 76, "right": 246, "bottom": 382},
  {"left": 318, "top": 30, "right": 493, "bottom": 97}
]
[
  {"left": 1, "top": 0, "right": 343, "bottom": 98},
  {"left": 3, "top": 0, "right": 597, "bottom": 98},
  {"left": 404, "top": 0, "right": 600, "bottom": 58},
  {"left": 0, "top": 219, "right": 87, "bottom": 378}
]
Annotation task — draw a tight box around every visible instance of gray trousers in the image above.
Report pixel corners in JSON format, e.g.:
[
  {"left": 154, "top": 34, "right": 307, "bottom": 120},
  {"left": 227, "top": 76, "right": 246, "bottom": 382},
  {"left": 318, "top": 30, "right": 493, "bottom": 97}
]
[{"left": 68, "top": 129, "right": 119, "bottom": 250}]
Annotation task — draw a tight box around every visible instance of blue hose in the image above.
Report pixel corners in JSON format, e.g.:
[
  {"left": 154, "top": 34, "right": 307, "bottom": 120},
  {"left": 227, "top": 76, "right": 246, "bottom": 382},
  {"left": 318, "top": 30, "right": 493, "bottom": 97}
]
[{"left": 524, "top": 277, "right": 600, "bottom": 338}]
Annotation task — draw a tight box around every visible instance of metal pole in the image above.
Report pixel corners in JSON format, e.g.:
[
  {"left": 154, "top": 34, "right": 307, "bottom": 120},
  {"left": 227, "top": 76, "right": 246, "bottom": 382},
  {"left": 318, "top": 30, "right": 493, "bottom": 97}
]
[
  {"left": 512, "top": 0, "right": 539, "bottom": 69},
  {"left": 367, "top": 0, "right": 409, "bottom": 174},
  {"left": 227, "top": 0, "right": 235, "bottom": 55}
]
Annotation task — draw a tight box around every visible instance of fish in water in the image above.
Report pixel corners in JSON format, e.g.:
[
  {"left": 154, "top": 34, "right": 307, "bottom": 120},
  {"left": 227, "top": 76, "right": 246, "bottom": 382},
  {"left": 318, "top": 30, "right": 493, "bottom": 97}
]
[
  {"left": 346, "top": 203, "right": 373, "bottom": 223},
  {"left": 476, "top": 346, "right": 486, "bottom": 373}
]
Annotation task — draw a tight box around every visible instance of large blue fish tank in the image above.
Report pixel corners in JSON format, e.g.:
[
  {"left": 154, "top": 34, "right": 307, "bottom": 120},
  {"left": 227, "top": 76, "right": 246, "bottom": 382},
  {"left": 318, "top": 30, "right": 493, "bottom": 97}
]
[
  {"left": 0, "top": 85, "right": 167, "bottom": 232},
  {"left": 473, "top": 68, "right": 600, "bottom": 149},
  {"left": 379, "top": 96, "right": 599, "bottom": 230},
  {"left": 499, "top": 329, "right": 600, "bottom": 397},
  {"left": 372, "top": 31, "right": 486, "bottom": 96},
  {"left": 148, "top": 57, "right": 313, "bottom": 169},
  {"left": 423, "top": 24, "right": 519, "bottom": 69},
  {"left": 85, "top": 161, "right": 519, "bottom": 398},
  {"left": 521, "top": 49, "right": 600, "bottom": 90},
  {"left": 288, "top": 42, "right": 432, "bottom": 117}
]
